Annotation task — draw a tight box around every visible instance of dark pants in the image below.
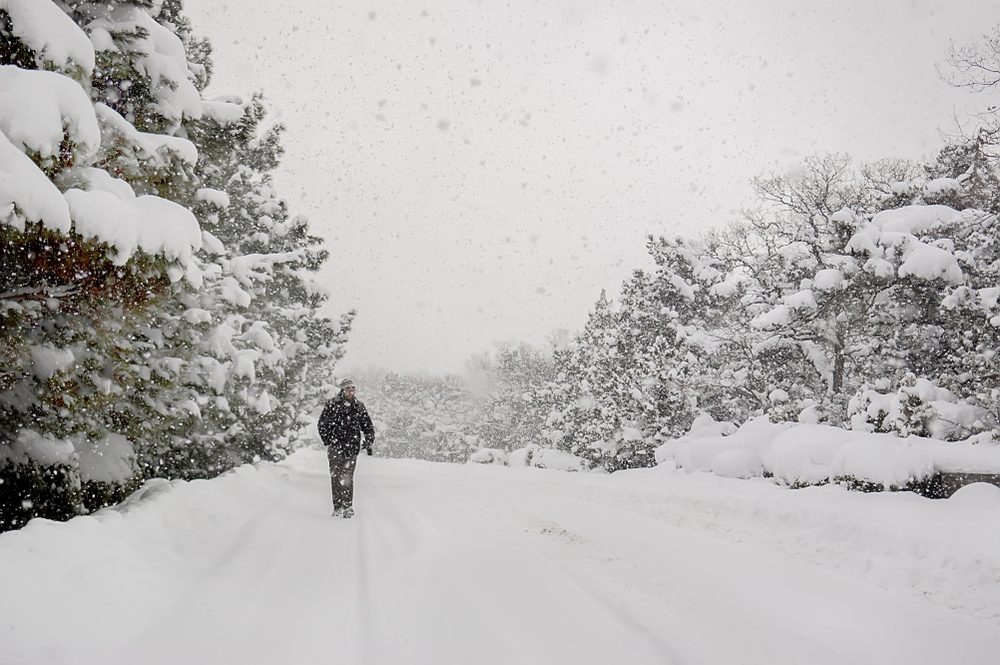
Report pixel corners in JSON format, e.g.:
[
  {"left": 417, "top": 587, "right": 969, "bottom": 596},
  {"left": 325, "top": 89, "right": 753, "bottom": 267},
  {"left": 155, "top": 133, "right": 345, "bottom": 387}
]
[{"left": 327, "top": 446, "right": 358, "bottom": 511}]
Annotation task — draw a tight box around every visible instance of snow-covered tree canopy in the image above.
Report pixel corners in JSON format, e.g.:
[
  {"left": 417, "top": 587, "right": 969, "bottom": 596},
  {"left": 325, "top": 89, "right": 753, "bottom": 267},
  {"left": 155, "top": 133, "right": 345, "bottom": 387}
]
[{"left": 535, "top": 144, "right": 1000, "bottom": 473}]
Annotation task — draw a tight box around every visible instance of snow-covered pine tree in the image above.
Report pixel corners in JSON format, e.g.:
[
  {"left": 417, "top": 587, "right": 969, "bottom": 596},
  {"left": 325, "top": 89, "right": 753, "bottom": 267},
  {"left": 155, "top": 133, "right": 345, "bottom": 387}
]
[
  {"left": 543, "top": 235, "right": 738, "bottom": 472},
  {"left": 75, "top": 0, "right": 354, "bottom": 478},
  {"left": 924, "top": 24, "right": 1000, "bottom": 435},
  {"left": 188, "top": 94, "right": 354, "bottom": 464},
  {"left": 613, "top": 236, "right": 729, "bottom": 455},
  {"left": 0, "top": 0, "right": 204, "bottom": 528},
  {"left": 0, "top": 0, "right": 352, "bottom": 530},
  {"left": 543, "top": 290, "right": 635, "bottom": 470},
  {"left": 472, "top": 342, "right": 556, "bottom": 452},
  {"left": 844, "top": 171, "right": 999, "bottom": 437},
  {"left": 66, "top": 0, "right": 229, "bottom": 481}
]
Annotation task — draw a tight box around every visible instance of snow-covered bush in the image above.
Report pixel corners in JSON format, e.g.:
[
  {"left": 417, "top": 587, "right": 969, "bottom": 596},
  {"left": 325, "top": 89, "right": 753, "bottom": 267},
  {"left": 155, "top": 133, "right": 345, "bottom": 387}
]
[
  {"left": 467, "top": 448, "right": 508, "bottom": 465},
  {"left": 506, "top": 444, "right": 590, "bottom": 472},
  {"left": 657, "top": 417, "right": 1000, "bottom": 493},
  {"left": 507, "top": 445, "right": 538, "bottom": 467},
  {"left": 849, "top": 375, "right": 995, "bottom": 440},
  {"left": 529, "top": 448, "right": 590, "bottom": 472}
]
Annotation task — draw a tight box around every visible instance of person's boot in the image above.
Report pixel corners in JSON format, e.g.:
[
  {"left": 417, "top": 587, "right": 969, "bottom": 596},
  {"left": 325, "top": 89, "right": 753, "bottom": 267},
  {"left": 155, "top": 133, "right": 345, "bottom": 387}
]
[{"left": 342, "top": 506, "right": 355, "bottom": 518}]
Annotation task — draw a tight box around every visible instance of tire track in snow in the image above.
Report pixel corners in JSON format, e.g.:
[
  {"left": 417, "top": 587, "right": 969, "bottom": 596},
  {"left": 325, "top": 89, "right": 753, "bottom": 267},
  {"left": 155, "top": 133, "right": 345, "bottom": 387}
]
[
  {"left": 513, "top": 473, "right": 1000, "bottom": 624},
  {"left": 373, "top": 468, "right": 683, "bottom": 663},
  {"left": 353, "top": 508, "right": 376, "bottom": 665},
  {"left": 106, "top": 499, "right": 302, "bottom": 662},
  {"left": 442, "top": 495, "right": 686, "bottom": 665},
  {"left": 107, "top": 463, "right": 352, "bottom": 664},
  {"left": 353, "top": 467, "right": 442, "bottom": 665}
]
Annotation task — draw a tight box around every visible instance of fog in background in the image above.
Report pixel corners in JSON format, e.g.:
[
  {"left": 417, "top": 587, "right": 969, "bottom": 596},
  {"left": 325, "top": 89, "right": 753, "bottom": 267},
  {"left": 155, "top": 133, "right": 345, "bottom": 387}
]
[{"left": 186, "top": 0, "right": 998, "bottom": 373}]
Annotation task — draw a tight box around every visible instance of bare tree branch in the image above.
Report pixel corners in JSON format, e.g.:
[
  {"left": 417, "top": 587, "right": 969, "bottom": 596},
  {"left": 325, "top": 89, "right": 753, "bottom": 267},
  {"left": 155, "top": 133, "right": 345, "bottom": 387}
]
[{"left": 941, "top": 27, "right": 1000, "bottom": 92}]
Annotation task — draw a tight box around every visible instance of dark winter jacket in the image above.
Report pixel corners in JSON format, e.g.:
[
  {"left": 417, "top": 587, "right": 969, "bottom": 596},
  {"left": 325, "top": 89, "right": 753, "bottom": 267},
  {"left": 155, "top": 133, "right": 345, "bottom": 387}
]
[{"left": 318, "top": 395, "right": 375, "bottom": 455}]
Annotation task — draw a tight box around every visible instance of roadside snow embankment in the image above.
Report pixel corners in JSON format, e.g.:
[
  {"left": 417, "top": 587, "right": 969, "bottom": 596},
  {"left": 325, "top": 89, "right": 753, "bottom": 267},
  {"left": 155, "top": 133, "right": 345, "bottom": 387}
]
[
  {"left": 0, "top": 461, "right": 291, "bottom": 660},
  {"left": 594, "top": 460, "right": 1000, "bottom": 624}
]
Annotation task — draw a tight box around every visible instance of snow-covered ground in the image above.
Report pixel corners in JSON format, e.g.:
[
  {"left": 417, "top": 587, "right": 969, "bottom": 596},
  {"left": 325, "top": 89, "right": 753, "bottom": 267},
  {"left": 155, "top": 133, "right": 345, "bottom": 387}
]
[{"left": 3, "top": 447, "right": 999, "bottom": 665}]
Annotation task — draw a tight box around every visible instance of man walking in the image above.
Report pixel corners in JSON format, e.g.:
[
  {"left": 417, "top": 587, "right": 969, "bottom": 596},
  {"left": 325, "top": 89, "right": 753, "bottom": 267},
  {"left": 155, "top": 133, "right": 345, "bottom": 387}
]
[{"left": 317, "top": 379, "right": 375, "bottom": 518}]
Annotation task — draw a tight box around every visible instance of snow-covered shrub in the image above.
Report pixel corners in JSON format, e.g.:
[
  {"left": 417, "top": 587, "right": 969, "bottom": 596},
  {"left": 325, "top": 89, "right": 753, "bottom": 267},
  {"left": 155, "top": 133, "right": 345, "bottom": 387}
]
[
  {"left": 677, "top": 413, "right": 760, "bottom": 480},
  {"left": 659, "top": 416, "right": 787, "bottom": 475},
  {"left": 505, "top": 445, "right": 589, "bottom": 472},
  {"left": 657, "top": 418, "right": 1000, "bottom": 493},
  {"left": 949, "top": 482, "right": 1000, "bottom": 505},
  {"left": 529, "top": 447, "right": 590, "bottom": 472},
  {"left": 508, "top": 445, "right": 538, "bottom": 467},
  {"left": 467, "top": 448, "right": 509, "bottom": 466},
  {"left": 849, "top": 375, "right": 994, "bottom": 441},
  {"left": 709, "top": 448, "right": 763, "bottom": 479}
]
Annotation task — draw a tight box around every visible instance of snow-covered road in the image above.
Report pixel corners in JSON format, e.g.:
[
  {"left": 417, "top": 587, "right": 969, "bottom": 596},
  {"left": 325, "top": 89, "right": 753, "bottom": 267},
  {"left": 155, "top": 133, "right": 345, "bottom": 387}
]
[{"left": 3, "top": 448, "right": 999, "bottom": 665}]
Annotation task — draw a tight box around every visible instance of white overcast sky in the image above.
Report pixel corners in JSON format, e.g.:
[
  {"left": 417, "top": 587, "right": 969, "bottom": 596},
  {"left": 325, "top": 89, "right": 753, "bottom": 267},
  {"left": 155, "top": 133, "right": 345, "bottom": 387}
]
[{"left": 186, "top": 0, "right": 999, "bottom": 374}]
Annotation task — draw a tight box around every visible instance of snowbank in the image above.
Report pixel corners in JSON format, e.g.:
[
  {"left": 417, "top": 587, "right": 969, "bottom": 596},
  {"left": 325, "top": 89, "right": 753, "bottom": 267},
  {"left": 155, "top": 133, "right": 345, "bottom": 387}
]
[
  {"left": 0, "top": 461, "right": 280, "bottom": 663},
  {"left": 656, "top": 415, "right": 1000, "bottom": 490}
]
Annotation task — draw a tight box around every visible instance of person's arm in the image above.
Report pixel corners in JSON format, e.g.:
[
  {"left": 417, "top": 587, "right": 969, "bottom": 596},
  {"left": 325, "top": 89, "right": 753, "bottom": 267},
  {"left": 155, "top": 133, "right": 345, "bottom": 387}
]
[
  {"left": 317, "top": 401, "right": 334, "bottom": 445},
  {"left": 359, "top": 402, "right": 375, "bottom": 454}
]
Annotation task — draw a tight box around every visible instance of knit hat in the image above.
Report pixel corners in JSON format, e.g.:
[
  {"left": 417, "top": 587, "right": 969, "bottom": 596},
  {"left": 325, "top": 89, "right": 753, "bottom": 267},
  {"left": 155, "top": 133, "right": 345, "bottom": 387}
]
[{"left": 338, "top": 378, "right": 355, "bottom": 390}]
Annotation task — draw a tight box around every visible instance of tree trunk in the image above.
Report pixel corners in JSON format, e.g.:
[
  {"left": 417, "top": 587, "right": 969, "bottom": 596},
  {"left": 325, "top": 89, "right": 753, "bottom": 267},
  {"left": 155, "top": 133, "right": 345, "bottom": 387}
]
[{"left": 832, "top": 345, "right": 845, "bottom": 394}]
